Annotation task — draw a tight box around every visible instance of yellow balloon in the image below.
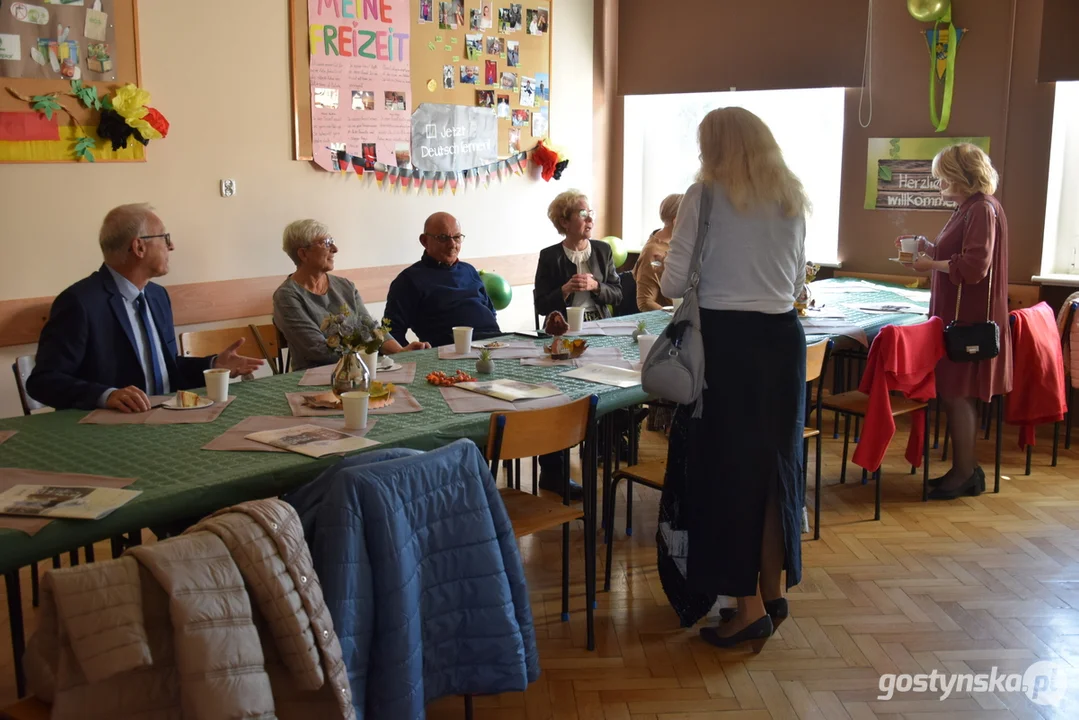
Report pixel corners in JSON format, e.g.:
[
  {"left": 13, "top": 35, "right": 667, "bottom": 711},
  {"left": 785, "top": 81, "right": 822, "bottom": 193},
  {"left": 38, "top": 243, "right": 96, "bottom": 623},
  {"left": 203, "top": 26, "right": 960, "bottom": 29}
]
[{"left": 907, "top": 0, "right": 950, "bottom": 23}]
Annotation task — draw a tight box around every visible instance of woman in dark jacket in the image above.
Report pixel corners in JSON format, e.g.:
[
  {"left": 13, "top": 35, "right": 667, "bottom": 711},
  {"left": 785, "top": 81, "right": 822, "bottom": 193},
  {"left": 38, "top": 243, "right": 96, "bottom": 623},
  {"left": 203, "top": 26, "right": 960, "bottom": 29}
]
[{"left": 534, "top": 190, "right": 623, "bottom": 321}]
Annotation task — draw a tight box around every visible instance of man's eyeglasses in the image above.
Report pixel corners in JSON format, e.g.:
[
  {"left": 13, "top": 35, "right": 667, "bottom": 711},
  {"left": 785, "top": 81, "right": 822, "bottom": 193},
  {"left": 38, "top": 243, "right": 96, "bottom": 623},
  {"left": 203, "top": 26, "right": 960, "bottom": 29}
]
[
  {"left": 138, "top": 233, "right": 173, "bottom": 250},
  {"left": 427, "top": 233, "right": 465, "bottom": 244},
  {"left": 576, "top": 209, "right": 596, "bottom": 220}
]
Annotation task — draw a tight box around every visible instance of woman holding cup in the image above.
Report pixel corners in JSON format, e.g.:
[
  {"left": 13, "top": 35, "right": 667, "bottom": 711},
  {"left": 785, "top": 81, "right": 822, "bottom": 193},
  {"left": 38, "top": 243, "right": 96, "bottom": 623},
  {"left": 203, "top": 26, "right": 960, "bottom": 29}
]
[
  {"left": 896, "top": 143, "right": 1012, "bottom": 499},
  {"left": 533, "top": 190, "right": 623, "bottom": 328}
]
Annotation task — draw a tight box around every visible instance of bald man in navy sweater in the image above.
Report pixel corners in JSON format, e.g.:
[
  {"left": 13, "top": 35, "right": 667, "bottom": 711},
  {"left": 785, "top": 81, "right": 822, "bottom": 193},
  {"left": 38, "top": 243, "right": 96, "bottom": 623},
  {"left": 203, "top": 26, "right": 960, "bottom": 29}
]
[{"left": 384, "top": 212, "right": 502, "bottom": 348}]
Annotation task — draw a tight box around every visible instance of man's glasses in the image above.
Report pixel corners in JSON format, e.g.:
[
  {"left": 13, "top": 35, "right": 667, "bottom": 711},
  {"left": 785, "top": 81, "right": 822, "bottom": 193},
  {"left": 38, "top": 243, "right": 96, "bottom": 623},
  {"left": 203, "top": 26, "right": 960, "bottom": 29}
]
[
  {"left": 427, "top": 233, "right": 465, "bottom": 244},
  {"left": 138, "top": 233, "right": 173, "bottom": 250}
]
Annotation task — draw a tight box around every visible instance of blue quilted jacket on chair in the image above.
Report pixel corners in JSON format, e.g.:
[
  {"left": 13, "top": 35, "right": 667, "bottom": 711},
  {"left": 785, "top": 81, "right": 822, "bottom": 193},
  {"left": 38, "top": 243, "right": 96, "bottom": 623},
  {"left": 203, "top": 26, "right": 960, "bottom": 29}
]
[{"left": 284, "top": 439, "right": 540, "bottom": 719}]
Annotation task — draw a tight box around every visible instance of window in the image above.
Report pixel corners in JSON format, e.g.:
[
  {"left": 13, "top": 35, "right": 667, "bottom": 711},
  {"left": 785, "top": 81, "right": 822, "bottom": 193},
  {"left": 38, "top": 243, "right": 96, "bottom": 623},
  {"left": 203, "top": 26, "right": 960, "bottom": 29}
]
[
  {"left": 1040, "top": 81, "right": 1079, "bottom": 278},
  {"left": 622, "top": 87, "right": 846, "bottom": 266}
]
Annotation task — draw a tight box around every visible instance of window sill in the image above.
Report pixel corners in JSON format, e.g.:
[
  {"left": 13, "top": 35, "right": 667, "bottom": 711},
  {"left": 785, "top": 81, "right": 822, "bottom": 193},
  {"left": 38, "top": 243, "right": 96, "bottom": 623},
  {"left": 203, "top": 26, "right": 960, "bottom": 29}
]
[{"left": 1032, "top": 274, "right": 1079, "bottom": 287}]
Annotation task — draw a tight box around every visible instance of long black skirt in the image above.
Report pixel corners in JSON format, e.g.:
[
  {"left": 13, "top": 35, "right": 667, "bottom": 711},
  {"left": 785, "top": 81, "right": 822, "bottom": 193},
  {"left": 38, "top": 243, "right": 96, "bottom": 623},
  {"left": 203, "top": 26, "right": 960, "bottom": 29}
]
[{"left": 660, "top": 308, "right": 806, "bottom": 614}]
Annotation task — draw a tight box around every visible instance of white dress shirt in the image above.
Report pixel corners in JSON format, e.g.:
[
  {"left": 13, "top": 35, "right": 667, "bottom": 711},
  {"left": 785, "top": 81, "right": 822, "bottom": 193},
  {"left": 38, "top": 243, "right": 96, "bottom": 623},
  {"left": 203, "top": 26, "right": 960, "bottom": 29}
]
[{"left": 99, "top": 266, "right": 172, "bottom": 407}]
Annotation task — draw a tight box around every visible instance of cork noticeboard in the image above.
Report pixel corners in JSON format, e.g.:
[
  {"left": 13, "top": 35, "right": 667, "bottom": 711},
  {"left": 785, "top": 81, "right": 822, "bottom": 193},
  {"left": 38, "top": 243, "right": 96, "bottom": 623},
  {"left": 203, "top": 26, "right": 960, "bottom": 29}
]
[
  {"left": 0, "top": 0, "right": 141, "bottom": 128},
  {"left": 289, "top": 0, "right": 550, "bottom": 166}
]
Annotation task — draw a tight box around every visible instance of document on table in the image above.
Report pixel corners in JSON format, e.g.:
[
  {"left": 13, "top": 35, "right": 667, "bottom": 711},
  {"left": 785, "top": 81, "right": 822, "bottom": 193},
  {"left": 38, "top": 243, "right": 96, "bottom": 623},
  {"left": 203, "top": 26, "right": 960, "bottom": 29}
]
[
  {"left": 560, "top": 363, "right": 642, "bottom": 388},
  {"left": 577, "top": 321, "right": 638, "bottom": 337},
  {"left": 854, "top": 302, "right": 927, "bottom": 315}
]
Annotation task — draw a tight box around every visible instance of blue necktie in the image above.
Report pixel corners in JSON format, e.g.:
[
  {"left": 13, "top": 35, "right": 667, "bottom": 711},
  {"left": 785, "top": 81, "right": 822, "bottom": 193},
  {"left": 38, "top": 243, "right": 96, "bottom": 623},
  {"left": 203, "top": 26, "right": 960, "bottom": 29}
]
[{"left": 135, "top": 294, "right": 165, "bottom": 395}]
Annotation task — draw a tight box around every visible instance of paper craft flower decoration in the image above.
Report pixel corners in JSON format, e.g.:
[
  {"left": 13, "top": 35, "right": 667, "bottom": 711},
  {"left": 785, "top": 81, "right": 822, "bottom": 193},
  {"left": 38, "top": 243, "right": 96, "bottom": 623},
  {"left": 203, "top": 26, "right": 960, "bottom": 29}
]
[
  {"left": 94, "top": 84, "right": 170, "bottom": 151},
  {"left": 532, "top": 140, "right": 569, "bottom": 182}
]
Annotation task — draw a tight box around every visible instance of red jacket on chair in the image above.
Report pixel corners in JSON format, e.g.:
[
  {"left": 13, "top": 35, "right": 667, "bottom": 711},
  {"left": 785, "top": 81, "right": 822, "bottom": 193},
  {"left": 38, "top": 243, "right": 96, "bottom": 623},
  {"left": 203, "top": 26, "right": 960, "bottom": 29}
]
[
  {"left": 1006, "top": 303, "right": 1067, "bottom": 449},
  {"left": 853, "top": 317, "right": 945, "bottom": 473}
]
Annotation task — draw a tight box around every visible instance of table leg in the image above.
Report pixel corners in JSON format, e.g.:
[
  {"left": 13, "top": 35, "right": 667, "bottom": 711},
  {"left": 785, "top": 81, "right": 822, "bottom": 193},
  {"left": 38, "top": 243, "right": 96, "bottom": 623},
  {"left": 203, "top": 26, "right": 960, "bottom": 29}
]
[{"left": 6, "top": 570, "right": 25, "bottom": 698}]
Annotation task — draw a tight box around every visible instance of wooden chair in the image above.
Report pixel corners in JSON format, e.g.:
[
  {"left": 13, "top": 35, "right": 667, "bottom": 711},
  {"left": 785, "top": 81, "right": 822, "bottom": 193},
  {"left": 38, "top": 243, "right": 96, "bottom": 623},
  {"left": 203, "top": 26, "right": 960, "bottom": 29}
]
[
  {"left": 804, "top": 339, "right": 833, "bottom": 540},
  {"left": 11, "top": 356, "right": 46, "bottom": 416},
  {"left": 179, "top": 324, "right": 278, "bottom": 372}
]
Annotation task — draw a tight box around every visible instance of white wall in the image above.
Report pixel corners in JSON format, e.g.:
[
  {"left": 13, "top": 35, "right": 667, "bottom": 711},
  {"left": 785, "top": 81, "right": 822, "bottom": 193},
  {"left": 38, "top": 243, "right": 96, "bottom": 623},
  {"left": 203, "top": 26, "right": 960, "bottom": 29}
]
[{"left": 0, "top": 0, "right": 592, "bottom": 417}]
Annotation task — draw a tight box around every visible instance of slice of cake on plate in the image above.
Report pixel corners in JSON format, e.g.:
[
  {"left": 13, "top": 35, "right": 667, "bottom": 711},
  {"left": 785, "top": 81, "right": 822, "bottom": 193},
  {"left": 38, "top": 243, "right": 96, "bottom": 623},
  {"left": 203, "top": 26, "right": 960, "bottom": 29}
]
[{"left": 175, "top": 390, "right": 201, "bottom": 408}]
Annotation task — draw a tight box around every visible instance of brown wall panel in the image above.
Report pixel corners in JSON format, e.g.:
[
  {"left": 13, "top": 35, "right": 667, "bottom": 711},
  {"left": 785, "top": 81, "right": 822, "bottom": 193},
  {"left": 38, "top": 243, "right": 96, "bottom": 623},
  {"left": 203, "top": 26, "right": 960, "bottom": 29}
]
[{"left": 1039, "top": 0, "right": 1079, "bottom": 82}]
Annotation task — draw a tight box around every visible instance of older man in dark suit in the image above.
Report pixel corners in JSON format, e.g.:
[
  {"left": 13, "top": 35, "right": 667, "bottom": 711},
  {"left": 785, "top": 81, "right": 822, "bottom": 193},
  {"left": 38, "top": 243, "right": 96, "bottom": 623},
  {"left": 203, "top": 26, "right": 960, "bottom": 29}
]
[{"left": 27, "top": 203, "right": 263, "bottom": 412}]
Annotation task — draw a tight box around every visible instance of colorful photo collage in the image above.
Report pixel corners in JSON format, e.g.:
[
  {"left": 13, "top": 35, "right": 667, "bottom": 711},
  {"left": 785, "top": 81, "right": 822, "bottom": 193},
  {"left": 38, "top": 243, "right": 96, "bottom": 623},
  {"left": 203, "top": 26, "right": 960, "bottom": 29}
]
[{"left": 422, "top": 1, "right": 551, "bottom": 146}]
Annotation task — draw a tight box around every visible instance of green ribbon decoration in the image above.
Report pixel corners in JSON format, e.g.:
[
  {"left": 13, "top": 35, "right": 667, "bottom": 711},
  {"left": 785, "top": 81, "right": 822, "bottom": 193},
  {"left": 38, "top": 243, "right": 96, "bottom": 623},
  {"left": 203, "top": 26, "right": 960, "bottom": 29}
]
[{"left": 928, "top": 8, "right": 958, "bottom": 132}]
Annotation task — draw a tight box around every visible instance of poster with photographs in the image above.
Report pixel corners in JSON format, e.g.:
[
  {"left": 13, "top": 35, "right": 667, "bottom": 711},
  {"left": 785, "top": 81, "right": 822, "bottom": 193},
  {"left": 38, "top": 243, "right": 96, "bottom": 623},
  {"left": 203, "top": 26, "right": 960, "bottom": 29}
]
[
  {"left": 0, "top": 0, "right": 117, "bottom": 81},
  {"left": 299, "top": 0, "right": 550, "bottom": 169}
]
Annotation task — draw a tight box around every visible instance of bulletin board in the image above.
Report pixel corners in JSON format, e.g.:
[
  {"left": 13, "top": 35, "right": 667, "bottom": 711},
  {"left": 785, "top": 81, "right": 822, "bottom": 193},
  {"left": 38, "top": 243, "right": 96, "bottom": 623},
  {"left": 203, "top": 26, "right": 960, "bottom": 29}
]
[
  {"left": 289, "top": 0, "right": 551, "bottom": 175},
  {"left": 0, "top": 0, "right": 142, "bottom": 161}
]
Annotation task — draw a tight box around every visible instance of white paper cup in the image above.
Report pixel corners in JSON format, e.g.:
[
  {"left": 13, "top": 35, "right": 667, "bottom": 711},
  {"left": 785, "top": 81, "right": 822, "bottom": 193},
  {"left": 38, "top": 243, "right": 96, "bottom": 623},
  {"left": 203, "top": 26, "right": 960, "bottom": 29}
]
[
  {"left": 567, "top": 306, "right": 585, "bottom": 333},
  {"left": 638, "top": 334, "right": 658, "bottom": 362},
  {"left": 360, "top": 350, "right": 378, "bottom": 381},
  {"left": 203, "top": 368, "right": 230, "bottom": 403},
  {"left": 898, "top": 235, "right": 920, "bottom": 261},
  {"left": 341, "top": 391, "right": 370, "bottom": 430},
  {"left": 453, "top": 326, "right": 474, "bottom": 355}
]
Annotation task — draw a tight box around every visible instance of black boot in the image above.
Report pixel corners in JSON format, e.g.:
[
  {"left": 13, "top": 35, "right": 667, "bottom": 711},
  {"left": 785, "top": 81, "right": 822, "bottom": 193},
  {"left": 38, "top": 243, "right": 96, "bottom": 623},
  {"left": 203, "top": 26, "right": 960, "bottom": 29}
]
[
  {"left": 928, "top": 467, "right": 985, "bottom": 500},
  {"left": 538, "top": 452, "right": 583, "bottom": 501}
]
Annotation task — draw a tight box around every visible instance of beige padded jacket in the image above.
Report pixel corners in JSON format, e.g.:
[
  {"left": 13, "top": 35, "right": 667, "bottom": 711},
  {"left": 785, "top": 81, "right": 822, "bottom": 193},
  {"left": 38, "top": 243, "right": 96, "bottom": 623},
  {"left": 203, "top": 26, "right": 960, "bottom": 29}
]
[{"left": 24, "top": 499, "right": 355, "bottom": 720}]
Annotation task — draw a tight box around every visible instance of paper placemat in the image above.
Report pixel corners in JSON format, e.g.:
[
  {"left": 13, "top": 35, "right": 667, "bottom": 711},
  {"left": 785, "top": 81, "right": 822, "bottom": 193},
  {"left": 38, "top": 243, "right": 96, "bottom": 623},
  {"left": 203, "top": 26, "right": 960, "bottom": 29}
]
[
  {"left": 521, "top": 346, "right": 627, "bottom": 368},
  {"left": 798, "top": 318, "right": 869, "bottom": 346},
  {"left": 438, "top": 382, "right": 572, "bottom": 414},
  {"left": 438, "top": 343, "right": 543, "bottom": 360},
  {"left": 298, "top": 361, "right": 418, "bottom": 386},
  {"left": 286, "top": 387, "right": 423, "bottom": 417},
  {"left": 0, "top": 468, "right": 138, "bottom": 535},
  {"left": 559, "top": 364, "right": 642, "bottom": 388},
  {"left": 577, "top": 321, "right": 638, "bottom": 337},
  {"left": 202, "top": 416, "right": 378, "bottom": 453},
  {"left": 0, "top": 431, "right": 16, "bottom": 445},
  {"left": 144, "top": 397, "right": 236, "bottom": 425},
  {"left": 77, "top": 395, "right": 229, "bottom": 425}
]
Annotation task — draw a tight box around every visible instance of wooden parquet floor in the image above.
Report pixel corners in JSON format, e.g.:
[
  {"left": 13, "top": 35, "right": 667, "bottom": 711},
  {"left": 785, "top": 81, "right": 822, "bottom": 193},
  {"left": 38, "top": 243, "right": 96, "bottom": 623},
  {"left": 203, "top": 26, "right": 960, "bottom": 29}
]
[{"left": 4, "top": 415, "right": 1079, "bottom": 718}]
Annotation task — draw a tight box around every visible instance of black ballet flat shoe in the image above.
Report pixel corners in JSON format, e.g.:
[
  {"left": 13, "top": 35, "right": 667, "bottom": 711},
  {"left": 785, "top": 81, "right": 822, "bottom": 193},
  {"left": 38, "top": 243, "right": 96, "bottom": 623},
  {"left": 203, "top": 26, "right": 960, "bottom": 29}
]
[
  {"left": 719, "top": 598, "right": 788, "bottom": 631},
  {"left": 700, "top": 614, "right": 774, "bottom": 652},
  {"left": 928, "top": 467, "right": 985, "bottom": 500},
  {"left": 927, "top": 468, "right": 956, "bottom": 489}
]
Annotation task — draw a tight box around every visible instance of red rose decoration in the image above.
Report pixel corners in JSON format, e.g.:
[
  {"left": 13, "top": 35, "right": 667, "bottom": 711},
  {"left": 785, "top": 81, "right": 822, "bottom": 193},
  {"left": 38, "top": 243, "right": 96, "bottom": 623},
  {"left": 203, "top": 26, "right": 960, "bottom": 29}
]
[{"left": 143, "top": 107, "right": 169, "bottom": 138}]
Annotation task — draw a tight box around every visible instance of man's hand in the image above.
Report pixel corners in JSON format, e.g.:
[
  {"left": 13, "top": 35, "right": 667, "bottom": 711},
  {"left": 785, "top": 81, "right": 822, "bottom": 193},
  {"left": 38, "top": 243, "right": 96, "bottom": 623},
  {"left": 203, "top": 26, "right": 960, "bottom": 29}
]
[
  {"left": 213, "top": 338, "right": 265, "bottom": 377},
  {"left": 106, "top": 386, "right": 151, "bottom": 413},
  {"left": 403, "top": 341, "right": 431, "bottom": 351}
]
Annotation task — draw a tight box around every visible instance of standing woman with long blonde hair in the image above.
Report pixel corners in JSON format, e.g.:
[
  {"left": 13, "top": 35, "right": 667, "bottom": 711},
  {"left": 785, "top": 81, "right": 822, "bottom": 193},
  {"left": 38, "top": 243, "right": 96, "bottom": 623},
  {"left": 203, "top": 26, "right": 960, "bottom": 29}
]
[{"left": 661, "top": 107, "right": 808, "bottom": 649}]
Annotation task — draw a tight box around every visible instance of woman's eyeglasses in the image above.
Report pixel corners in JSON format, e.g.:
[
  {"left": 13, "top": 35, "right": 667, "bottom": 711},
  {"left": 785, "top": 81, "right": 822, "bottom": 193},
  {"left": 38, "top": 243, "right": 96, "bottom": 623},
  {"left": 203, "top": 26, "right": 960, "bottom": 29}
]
[
  {"left": 576, "top": 210, "right": 596, "bottom": 220},
  {"left": 311, "top": 237, "right": 336, "bottom": 249}
]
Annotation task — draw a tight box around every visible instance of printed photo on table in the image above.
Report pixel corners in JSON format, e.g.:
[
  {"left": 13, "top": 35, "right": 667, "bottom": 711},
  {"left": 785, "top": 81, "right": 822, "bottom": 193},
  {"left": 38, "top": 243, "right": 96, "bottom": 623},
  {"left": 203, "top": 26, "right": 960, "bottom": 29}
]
[
  {"left": 420, "top": 0, "right": 433, "bottom": 23},
  {"left": 476, "top": 89, "right": 495, "bottom": 108},
  {"left": 509, "top": 127, "right": 520, "bottom": 154},
  {"left": 351, "top": 90, "right": 375, "bottom": 111},
  {"left": 460, "top": 65, "right": 479, "bottom": 84},
  {"left": 465, "top": 34, "right": 483, "bottom": 60},
  {"left": 481, "top": 0, "right": 494, "bottom": 28},
  {"left": 384, "top": 91, "right": 407, "bottom": 111},
  {"left": 506, "top": 40, "right": 520, "bottom": 67},
  {"left": 497, "top": 94, "right": 511, "bottom": 118},
  {"left": 443, "top": 64, "right": 455, "bottom": 89},
  {"left": 485, "top": 59, "right": 498, "bottom": 85},
  {"left": 511, "top": 108, "right": 530, "bottom": 127},
  {"left": 314, "top": 87, "right": 339, "bottom": 110},
  {"left": 519, "top": 76, "right": 535, "bottom": 107},
  {"left": 486, "top": 36, "right": 504, "bottom": 55},
  {"left": 500, "top": 71, "right": 517, "bottom": 89}
]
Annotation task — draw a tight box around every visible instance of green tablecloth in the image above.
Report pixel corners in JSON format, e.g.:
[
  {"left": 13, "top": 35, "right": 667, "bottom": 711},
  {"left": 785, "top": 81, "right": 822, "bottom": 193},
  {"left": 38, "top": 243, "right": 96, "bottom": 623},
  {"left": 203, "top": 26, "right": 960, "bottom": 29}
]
[
  {"left": 0, "top": 312, "right": 673, "bottom": 572},
  {"left": 803, "top": 277, "right": 931, "bottom": 345}
]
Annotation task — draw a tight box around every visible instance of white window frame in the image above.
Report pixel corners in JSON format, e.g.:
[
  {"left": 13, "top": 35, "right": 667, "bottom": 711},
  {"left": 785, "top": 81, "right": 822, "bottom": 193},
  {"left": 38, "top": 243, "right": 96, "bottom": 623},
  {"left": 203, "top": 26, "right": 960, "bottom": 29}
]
[{"left": 1035, "top": 81, "right": 1079, "bottom": 286}]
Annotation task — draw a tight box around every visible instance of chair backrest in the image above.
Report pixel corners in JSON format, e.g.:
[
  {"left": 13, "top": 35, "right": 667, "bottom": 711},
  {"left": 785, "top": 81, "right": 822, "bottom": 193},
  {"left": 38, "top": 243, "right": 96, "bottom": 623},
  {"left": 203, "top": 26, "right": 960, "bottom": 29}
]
[
  {"left": 805, "top": 339, "right": 832, "bottom": 426},
  {"left": 613, "top": 271, "right": 639, "bottom": 317},
  {"left": 484, "top": 394, "right": 598, "bottom": 464},
  {"left": 247, "top": 323, "right": 284, "bottom": 374},
  {"left": 178, "top": 326, "right": 274, "bottom": 365},
  {"left": 12, "top": 355, "right": 47, "bottom": 416}
]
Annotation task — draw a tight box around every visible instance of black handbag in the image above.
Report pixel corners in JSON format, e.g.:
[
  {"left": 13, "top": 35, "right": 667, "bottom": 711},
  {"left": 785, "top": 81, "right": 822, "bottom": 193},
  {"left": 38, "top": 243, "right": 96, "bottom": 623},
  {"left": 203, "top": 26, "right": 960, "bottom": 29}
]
[{"left": 943, "top": 266, "right": 999, "bottom": 362}]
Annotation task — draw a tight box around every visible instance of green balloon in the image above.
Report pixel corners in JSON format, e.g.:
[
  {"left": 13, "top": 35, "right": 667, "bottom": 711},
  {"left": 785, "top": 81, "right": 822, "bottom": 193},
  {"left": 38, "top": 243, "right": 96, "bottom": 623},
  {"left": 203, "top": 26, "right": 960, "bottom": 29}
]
[
  {"left": 479, "top": 270, "right": 513, "bottom": 310},
  {"left": 907, "top": 0, "right": 950, "bottom": 23},
  {"left": 601, "top": 235, "right": 627, "bottom": 268}
]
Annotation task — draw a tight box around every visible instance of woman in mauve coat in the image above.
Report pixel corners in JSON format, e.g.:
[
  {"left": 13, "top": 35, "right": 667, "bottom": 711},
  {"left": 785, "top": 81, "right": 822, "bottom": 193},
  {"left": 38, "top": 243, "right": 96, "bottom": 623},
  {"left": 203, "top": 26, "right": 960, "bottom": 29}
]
[{"left": 905, "top": 143, "right": 1012, "bottom": 499}]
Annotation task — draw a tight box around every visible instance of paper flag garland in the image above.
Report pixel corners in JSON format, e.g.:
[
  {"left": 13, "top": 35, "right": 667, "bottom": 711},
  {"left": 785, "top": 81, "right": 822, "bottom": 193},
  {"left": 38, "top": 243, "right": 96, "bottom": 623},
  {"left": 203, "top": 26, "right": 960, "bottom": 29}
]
[{"left": 319, "top": 152, "right": 531, "bottom": 194}]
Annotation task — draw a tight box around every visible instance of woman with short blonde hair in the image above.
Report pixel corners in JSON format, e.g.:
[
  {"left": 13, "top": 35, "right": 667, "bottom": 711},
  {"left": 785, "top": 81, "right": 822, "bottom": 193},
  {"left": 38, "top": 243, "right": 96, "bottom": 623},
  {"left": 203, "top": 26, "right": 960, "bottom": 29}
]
[
  {"left": 660, "top": 107, "right": 809, "bottom": 649},
  {"left": 904, "top": 143, "right": 1011, "bottom": 499}
]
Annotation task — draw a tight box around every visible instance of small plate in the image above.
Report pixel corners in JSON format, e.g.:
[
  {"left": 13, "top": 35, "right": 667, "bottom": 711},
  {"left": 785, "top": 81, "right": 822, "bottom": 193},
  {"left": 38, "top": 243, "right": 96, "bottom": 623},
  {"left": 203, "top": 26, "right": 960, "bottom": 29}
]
[
  {"left": 161, "top": 396, "right": 214, "bottom": 411},
  {"left": 378, "top": 361, "right": 403, "bottom": 372}
]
